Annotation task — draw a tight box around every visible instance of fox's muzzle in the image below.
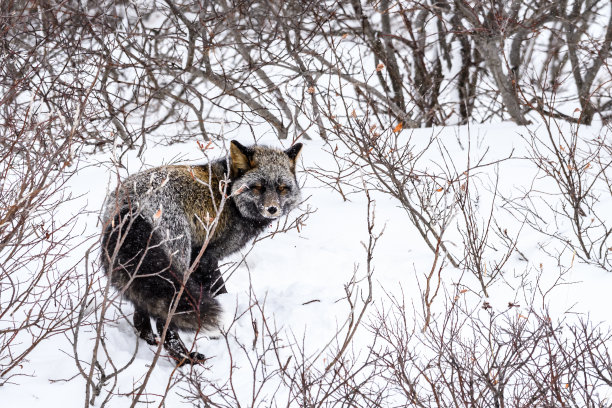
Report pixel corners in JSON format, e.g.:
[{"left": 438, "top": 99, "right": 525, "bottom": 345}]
[{"left": 262, "top": 192, "right": 281, "bottom": 218}]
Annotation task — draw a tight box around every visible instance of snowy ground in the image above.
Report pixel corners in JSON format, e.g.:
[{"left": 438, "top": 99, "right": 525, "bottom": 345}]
[{"left": 3, "top": 121, "right": 612, "bottom": 406}]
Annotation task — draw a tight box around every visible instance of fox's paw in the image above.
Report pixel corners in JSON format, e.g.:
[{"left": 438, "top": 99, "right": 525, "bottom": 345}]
[
  {"left": 138, "top": 330, "right": 159, "bottom": 346},
  {"left": 174, "top": 351, "right": 206, "bottom": 367},
  {"left": 187, "top": 351, "right": 206, "bottom": 364},
  {"left": 163, "top": 337, "right": 206, "bottom": 366}
]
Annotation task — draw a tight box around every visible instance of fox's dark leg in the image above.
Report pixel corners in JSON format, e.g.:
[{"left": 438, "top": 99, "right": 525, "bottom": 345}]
[
  {"left": 191, "top": 250, "right": 227, "bottom": 296},
  {"left": 205, "top": 267, "right": 227, "bottom": 296},
  {"left": 133, "top": 308, "right": 157, "bottom": 345},
  {"left": 155, "top": 318, "right": 205, "bottom": 365}
]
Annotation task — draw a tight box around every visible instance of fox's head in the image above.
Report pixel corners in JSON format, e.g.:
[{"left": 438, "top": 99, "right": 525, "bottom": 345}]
[{"left": 229, "top": 140, "right": 303, "bottom": 221}]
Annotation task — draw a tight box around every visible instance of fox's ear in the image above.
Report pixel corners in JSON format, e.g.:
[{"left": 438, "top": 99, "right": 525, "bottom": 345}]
[
  {"left": 285, "top": 143, "right": 303, "bottom": 171},
  {"left": 230, "top": 140, "right": 255, "bottom": 177}
]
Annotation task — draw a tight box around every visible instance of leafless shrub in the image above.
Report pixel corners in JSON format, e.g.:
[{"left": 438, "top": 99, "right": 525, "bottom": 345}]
[
  {"left": 318, "top": 112, "right": 460, "bottom": 268},
  {"left": 314, "top": 107, "right": 526, "bottom": 297},
  {"left": 4, "top": 0, "right": 611, "bottom": 158},
  {"left": 0, "top": 92, "right": 86, "bottom": 385},
  {"left": 368, "top": 288, "right": 612, "bottom": 407},
  {"left": 3, "top": 0, "right": 610, "bottom": 165},
  {"left": 0, "top": 0, "right": 98, "bottom": 381},
  {"left": 514, "top": 117, "right": 612, "bottom": 270}
]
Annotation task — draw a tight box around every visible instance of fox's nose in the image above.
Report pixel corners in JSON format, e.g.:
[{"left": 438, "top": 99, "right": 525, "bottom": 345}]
[{"left": 267, "top": 206, "right": 278, "bottom": 215}]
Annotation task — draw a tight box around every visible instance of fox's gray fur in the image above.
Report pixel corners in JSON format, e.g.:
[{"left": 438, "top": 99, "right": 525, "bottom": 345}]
[{"left": 101, "top": 140, "right": 302, "bottom": 363}]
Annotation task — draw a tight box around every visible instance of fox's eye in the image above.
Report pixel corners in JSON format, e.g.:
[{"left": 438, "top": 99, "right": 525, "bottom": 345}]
[
  {"left": 277, "top": 185, "right": 289, "bottom": 193},
  {"left": 251, "top": 184, "right": 263, "bottom": 193}
]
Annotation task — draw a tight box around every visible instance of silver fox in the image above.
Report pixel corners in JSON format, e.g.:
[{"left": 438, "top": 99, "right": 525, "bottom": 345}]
[{"left": 101, "top": 140, "right": 302, "bottom": 364}]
